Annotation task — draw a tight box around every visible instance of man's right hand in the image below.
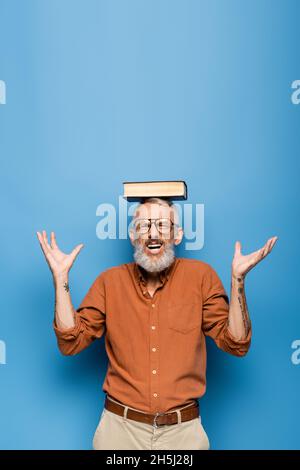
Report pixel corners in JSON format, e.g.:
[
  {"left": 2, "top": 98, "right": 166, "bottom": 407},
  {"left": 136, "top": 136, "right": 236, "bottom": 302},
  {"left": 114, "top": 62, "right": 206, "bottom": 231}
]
[{"left": 36, "top": 230, "right": 84, "bottom": 280}]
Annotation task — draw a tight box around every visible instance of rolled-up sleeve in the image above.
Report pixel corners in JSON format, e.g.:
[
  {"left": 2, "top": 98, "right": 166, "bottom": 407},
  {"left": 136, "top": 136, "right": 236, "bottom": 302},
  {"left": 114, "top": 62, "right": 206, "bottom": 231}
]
[
  {"left": 53, "top": 273, "right": 106, "bottom": 356},
  {"left": 202, "top": 265, "right": 251, "bottom": 357}
]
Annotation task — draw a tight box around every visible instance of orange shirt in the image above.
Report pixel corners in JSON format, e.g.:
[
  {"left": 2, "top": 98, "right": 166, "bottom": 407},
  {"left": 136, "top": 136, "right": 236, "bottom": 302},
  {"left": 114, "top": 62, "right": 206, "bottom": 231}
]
[{"left": 53, "top": 258, "right": 251, "bottom": 413}]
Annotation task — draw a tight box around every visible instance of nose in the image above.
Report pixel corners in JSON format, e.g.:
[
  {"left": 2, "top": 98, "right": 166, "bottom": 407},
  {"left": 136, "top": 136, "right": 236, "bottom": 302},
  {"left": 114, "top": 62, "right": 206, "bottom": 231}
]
[{"left": 149, "top": 221, "right": 159, "bottom": 239}]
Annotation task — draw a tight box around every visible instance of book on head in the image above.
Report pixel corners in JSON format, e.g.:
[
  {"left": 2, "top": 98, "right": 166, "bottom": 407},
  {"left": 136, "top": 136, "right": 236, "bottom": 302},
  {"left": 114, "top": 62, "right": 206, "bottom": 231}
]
[{"left": 123, "top": 180, "right": 187, "bottom": 201}]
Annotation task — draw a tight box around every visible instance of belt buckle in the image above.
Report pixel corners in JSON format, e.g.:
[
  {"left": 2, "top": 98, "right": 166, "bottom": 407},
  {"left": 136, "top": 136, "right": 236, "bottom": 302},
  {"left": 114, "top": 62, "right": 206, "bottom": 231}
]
[{"left": 153, "top": 412, "right": 165, "bottom": 428}]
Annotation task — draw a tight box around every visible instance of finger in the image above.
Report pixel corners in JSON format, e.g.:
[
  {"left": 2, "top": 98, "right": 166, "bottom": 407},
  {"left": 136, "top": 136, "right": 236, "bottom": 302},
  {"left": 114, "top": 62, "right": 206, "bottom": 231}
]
[
  {"left": 37, "top": 232, "right": 55, "bottom": 266},
  {"left": 234, "top": 241, "right": 242, "bottom": 255},
  {"left": 42, "top": 230, "right": 52, "bottom": 252},
  {"left": 37, "top": 231, "right": 50, "bottom": 256},
  {"left": 265, "top": 236, "right": 277, "bottom": 255},
  {"left": 257, "top": 247, "right": 265, "bottom": 260},
  {"left": 251, "top": 247, "right": 263, "bottom": 257},
  {"left": 70, "top": 243, "right": 84, "bottom": 262},
  {"left": 260, "top": 239, "right": 272, "bottom": 258},
  {"left": 262, "top": 239, "right": 271, "bottom": 254},
  {"left": 252, "top": 237, "right": 271, "bottom": 258},
  {"left": 269, "top": 236, "right": 278, "bottom": 251},
  {"left": 50, "top": 231, "right": 59, "bottom": 250},
  {"left": 255, "top": 239, "right": 269, "bottom": 260},
  {"left": 245, "top": 244, "right": 265, "bottom": 262},
  {"left": 266, "top": 237, "right": 276, "bottom": 252},
  {"left": 252, "top": 237, "right": 277, "bottom": 263},
  {"left": 261, "top": 237, "right": 276, "bottom": 258}
]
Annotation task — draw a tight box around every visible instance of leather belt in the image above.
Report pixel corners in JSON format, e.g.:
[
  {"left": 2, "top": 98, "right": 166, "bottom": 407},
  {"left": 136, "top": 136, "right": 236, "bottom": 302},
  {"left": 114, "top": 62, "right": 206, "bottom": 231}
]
[{"left": 104, "top": 396, "right": 199, "bottom": 427}]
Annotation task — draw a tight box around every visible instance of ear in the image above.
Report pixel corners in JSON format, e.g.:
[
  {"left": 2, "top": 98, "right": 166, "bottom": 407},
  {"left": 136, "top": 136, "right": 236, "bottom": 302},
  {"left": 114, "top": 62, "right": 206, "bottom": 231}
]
[
  {"left": 129, "top": 228, "right": 136, "bottom": 246},
  {"left": 174, "top": 226, "right": 184, "bottom": 246}
]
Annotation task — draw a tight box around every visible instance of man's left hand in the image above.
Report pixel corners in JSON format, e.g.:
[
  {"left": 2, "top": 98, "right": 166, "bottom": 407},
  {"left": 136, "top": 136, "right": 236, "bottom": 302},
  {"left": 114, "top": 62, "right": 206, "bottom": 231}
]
[{"left": 232, "top": 236, "right": 278, "bottom": 279}]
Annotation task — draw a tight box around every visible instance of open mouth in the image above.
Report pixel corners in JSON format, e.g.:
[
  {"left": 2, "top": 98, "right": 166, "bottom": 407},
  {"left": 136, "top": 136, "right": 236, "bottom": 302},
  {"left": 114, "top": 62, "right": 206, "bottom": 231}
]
[{"left": 145, "top": 240, "right": 163, "bottom": 254}]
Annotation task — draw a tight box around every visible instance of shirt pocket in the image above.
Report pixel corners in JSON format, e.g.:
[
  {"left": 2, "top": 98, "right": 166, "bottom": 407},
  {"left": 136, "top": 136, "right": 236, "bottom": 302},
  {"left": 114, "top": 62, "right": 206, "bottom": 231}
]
[{"left": 167, "top": 302, "right": 201, "bottom": 334}]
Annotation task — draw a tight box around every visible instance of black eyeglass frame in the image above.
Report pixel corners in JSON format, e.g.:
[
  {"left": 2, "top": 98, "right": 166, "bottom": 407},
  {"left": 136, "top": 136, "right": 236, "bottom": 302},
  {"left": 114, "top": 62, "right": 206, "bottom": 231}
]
[{"left": 132, "top": 218, "right": 178, "bottom": 234}]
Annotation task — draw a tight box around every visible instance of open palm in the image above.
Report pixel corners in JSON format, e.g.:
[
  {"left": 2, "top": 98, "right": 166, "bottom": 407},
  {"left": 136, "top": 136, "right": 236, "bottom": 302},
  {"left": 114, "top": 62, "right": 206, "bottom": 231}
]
[
  {"left": 37, "top": 230, "right": 84, "bottom": 278},
  {"left": 232, "top": 236, "right": 278, "bottom": 278}
]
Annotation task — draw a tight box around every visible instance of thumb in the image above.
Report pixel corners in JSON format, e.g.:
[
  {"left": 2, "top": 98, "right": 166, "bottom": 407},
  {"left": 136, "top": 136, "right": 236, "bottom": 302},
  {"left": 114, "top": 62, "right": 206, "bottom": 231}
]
[
  {"left": 234, "top": 240, "right": 242, "bottom": 255},
  {"left": 70, "top": 243, "right": 84, "bottom": 262}
]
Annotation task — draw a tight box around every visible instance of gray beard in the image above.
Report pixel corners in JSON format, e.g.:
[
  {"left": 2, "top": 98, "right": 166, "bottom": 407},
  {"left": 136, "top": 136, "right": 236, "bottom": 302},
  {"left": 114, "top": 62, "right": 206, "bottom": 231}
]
[{"left": 133, "top": 242, "right": 175, "bottom": 273}]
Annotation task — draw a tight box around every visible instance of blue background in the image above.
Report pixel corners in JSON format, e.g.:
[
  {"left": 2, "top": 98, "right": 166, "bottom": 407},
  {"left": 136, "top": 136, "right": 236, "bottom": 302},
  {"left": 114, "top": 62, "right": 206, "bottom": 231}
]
[{"left": 0, "top": 0, "right": 299, "bottom": 449}]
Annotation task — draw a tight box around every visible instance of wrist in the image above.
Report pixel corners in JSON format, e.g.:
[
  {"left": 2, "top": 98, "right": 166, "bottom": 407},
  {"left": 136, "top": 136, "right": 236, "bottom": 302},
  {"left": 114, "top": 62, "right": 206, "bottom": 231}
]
[
  {"left": 53, "top": 272, "right": 69, "bottom": 286},
  {"left": 231, "top": 271, "right": 245, "bottom": 282}
]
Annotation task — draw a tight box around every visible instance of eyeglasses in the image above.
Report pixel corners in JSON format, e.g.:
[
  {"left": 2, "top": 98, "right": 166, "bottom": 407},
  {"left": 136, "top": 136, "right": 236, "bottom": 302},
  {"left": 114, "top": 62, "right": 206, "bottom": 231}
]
[{"left": 133, "top": 218, "right": 176, "bottom": 234}]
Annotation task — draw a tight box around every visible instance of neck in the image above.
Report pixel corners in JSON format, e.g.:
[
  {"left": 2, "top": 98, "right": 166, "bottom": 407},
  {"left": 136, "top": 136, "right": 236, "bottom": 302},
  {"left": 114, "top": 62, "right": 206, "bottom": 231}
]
[{"left": 144, "top": 270, "right": 161, "bottom": 285}]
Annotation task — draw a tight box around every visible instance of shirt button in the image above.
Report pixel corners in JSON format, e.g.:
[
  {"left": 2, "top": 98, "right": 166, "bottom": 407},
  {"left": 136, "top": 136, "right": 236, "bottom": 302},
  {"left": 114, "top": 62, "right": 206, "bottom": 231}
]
[
  {"left": 152, "top": 347, "right": 156, "bottom": 352},
  {"left": 151, "top": 326, "right": 156, "bottom": 330},
  {"left": 151, "top": 304, "right": 155, "bottom": 308},
  {"left": 153, "top": 393, "right": 158, "bottom": 398},
  {"left": 152, "top": 369, "right": 157, "bottom": 374}
]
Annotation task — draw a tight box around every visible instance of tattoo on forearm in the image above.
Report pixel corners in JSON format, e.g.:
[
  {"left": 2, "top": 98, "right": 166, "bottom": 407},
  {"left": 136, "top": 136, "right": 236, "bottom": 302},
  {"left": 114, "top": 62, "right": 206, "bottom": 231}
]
[
  {"left": 63, "top": 282, "right": 70, "bottom": 292},
  {"left": 230, "top": 275, "right": 251, "bottom": 336},
  {"left": 233, "top": 274, "right": 243, "bottom": 283},
  {"left": 237, "top": 294, "right": 250, "bottom": 334}
]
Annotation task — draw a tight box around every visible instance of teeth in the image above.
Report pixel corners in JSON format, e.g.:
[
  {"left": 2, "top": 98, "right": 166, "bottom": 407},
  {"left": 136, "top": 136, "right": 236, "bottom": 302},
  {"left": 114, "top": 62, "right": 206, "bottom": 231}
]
[{"left": 148, "top": 244, "right": 161, "bottom": 249}]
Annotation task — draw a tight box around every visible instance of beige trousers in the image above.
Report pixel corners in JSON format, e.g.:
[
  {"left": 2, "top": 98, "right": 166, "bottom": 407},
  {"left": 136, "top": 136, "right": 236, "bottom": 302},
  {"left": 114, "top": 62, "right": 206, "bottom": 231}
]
[{"left": 93, "top": 397, "right": 210, "bottom": 450}]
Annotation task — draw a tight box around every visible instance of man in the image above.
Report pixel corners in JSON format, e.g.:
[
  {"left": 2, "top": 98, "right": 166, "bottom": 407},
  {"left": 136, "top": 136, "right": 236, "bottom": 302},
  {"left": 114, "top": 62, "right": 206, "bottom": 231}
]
[{"left": 37, "top": 197, "right": 277, "bottom": 450}]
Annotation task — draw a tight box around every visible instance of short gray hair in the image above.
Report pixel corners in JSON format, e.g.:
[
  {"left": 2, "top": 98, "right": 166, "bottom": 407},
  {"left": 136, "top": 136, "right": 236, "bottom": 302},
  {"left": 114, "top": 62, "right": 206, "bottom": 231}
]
[
  {"left": 132, "top": 197, "right": 180, "bottom": 225},
  {"left": 139, "top": 197, "right": 174, "bottom": 207}
]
